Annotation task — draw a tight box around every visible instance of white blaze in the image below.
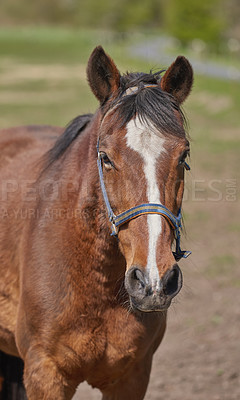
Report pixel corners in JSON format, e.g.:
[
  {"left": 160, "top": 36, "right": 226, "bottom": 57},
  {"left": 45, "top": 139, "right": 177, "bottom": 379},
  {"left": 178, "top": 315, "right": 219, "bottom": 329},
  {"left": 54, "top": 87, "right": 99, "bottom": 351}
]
[{"left": 126, "top": 118, "right": 165, "bottom": 289}]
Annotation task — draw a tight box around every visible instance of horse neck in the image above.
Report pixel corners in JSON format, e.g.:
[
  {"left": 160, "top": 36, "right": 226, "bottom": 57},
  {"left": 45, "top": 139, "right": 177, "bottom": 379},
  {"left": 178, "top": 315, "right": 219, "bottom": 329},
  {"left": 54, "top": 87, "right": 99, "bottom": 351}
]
[{"left": 63, "top": 111, "right": 125, "bottom": 276}]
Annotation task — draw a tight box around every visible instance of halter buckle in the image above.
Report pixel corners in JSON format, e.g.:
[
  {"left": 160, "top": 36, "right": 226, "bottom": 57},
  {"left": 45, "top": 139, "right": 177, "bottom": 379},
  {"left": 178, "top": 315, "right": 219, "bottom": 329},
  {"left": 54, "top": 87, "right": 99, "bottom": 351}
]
[
  {"left": 110, "top": 222, "right": 119, "bottom": 237},
  {"left": 173, "top": 250, "right": 191, "bottom": 261}
]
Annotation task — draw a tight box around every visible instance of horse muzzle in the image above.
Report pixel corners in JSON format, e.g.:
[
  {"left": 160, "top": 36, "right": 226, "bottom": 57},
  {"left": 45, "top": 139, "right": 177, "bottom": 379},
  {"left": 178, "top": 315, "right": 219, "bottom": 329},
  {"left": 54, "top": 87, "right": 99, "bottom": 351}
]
[{"left": 124, "top": 264, "right": 182, "bottom": 312}]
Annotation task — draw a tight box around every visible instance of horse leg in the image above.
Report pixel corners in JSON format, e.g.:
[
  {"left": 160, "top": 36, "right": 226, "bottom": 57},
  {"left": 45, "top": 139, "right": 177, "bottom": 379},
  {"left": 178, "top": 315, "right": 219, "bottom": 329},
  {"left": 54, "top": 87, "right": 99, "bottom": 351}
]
[
  {"left": 101, "top": 354, "right": 153, "bottom": 400},
  {"left": 23, "top": 347, "right": 78, "bottom": 400}
]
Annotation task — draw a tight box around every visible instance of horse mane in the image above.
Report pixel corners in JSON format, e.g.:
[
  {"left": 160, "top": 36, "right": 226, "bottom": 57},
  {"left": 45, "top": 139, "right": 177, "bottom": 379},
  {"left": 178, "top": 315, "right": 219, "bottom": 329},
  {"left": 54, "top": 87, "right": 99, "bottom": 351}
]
[
  {"left": 120, "top": 70, "right": 164, "bottom": 89},
  {"left": 44, "top": 113, "right": 93, "bottom": 170},
  {"left": 114, "top": 70, "right": 187, "bottom": 137}
]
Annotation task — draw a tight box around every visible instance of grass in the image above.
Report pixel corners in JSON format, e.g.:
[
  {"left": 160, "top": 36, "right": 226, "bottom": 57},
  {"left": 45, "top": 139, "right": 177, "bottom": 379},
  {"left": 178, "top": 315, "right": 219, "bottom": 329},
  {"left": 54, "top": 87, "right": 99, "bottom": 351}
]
[
  {"left": 208, "top": 254, "right": 237, "bottom": 276},
  {"left": 187, "top": 75, "right": 240, "bottom": 128},
  {"left": 0, "top": 27, "right": 106, "bottom": 64},
  {"left": 227, "top": 223, "right": 240, "bottom": 232},
  {"left": 204, "top": 254, "right": 240, "bottom": 287},
  {"left": 0, "top": 26, "right": 239, "bottom": 119},
  {"left": 0, "top": 26, "right": 239, "bottom": 171},
  {"left": 0, "top": 27, "right": 152, "bottom": 126}
]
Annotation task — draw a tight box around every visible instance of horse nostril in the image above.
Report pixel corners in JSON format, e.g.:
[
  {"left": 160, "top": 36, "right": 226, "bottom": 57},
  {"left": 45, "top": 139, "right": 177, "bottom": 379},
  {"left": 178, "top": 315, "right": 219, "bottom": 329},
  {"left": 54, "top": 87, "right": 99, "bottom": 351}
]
[
  {"left": 132, "top": 268, "right": 146, "bottom": 289},
  {"left": 125, "top": 267, "right": 147, "bottom": 294},
  {"left": 163, "top": 265, "right": 182, "bottom": 297},
  {"left": 133, "top": 269, "right": 146, "bottom": 286}
]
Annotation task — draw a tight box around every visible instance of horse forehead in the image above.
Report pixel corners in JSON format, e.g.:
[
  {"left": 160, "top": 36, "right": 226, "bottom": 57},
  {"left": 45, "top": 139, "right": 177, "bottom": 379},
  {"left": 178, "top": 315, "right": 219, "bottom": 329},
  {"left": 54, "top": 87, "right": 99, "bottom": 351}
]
[{"left": 125, "top": 118, "right": 165, "bottom": 159}]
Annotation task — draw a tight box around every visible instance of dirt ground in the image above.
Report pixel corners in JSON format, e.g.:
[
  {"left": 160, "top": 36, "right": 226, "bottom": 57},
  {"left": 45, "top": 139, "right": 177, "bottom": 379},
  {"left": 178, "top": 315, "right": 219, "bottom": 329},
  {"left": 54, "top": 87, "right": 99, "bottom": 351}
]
[{"left": 74, "top": 198, "right": 240, "bottom": 400}]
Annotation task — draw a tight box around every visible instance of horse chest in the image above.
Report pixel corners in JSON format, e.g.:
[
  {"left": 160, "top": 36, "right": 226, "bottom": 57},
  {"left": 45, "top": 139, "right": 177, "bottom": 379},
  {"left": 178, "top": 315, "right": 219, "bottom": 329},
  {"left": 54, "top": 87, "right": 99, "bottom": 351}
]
[
  {"left": 58, "top": 306, "right": 163, "bottom": 385},
  {"left": 82, "top": 308, "right": 165, "bottom": 390}
]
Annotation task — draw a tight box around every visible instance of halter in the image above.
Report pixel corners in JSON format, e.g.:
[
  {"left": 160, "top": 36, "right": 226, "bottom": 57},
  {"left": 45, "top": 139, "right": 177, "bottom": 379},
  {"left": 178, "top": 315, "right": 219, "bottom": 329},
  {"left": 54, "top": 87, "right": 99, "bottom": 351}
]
[
  {"left": 97, "top": 84, "right": 191, "bottom": 262},
  {"left": 97, "top": 142, "right": 191, "bottom": 262}
]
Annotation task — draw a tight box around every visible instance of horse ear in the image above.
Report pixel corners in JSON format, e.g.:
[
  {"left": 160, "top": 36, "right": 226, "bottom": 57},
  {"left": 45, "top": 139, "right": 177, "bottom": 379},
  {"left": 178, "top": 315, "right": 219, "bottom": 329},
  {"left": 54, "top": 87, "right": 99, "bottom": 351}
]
[
  {"left": 160, "top": 56, "right": 193, "bottom": 104},
  {"left": 87, "top": 46, "right": 120, "bottom": 104}
]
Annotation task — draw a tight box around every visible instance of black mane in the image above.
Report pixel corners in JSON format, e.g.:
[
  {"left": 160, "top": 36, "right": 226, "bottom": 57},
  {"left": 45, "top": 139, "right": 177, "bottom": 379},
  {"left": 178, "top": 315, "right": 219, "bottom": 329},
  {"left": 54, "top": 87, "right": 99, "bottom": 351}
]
[
  {"left": 113, "top": 71, "right": 186, "bottom": 136},
  {"left": 44, "top": 113, "right": 93, "bottom": 170},
  {"left": 120, "top": 70, "right": 164, "bottom": 89},
  {"left": 45, "top": 70, "right": 186, "bottom": 169}
]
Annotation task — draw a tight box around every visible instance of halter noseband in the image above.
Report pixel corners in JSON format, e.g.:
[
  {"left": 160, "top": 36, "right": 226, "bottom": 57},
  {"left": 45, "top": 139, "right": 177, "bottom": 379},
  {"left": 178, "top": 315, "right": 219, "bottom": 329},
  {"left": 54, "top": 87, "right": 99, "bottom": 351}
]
[{"left": 97, "top": 84, "right": 191, "bottom": 262}]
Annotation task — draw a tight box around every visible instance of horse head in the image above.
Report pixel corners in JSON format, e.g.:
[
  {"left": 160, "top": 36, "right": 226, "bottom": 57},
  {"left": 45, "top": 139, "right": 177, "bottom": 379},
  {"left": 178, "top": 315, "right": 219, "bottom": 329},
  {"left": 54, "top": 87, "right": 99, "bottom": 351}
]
[{"left": 87, "top": 46, "right": 193, "bottom": 312}]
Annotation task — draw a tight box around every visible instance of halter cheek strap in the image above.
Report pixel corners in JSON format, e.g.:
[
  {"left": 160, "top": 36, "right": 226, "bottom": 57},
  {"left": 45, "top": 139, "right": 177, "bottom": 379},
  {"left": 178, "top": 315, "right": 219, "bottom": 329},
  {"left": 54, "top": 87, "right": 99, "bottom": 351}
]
[{"left": 97, "top": 140, "right": 191, "bottom": 262}]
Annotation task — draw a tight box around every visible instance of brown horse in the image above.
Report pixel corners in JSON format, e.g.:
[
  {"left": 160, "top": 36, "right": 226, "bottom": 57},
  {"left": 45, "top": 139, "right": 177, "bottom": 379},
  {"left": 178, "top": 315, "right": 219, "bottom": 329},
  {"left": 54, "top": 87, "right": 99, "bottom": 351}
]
[{"left": 0, "top": 46, "right": 193, "bottom": 399}]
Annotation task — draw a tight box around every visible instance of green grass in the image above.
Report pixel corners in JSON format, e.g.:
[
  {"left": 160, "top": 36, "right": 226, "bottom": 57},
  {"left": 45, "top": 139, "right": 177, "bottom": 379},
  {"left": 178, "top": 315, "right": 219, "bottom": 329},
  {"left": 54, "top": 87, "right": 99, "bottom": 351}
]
[
  {"left": 0, "top": 27, "right": 239, "bottom": 179},
  {"left": 0, "top": 27, "right": 239, "bottom": 172},
  {"left": 0, "top": 27, "right": 107, "bottom": 64},
  {"left": 187, "top": 75, "right": 240, "bottom": 127},
  {"left": 0, "top": 27, "right": 151, "bottom": 127},
  {"left": 0, "top": 27, "right": 149, "bottom": 69},
  {"left": 204, "top": 254, "right": 239, "bottom": 287},
  {"left": 227, "top": 223, "right": 240, "bottom": 233}
]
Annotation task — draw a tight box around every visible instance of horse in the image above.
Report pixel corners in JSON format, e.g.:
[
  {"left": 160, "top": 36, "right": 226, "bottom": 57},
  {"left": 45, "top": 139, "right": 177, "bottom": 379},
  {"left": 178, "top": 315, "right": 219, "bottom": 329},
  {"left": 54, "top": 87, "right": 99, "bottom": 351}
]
[{"left": 0, "top": 46, "right": 193, "bottom": 399}]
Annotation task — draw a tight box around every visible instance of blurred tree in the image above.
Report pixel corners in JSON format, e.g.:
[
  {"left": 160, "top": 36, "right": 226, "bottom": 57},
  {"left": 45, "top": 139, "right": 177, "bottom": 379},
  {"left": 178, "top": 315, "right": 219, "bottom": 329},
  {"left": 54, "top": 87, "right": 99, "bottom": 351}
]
[
  {"left": 111, "top": 0, "right": 162, "bottom": 31},
  {"left": 0, "top": 0, "right": 164, "bottom": 30},
  {"left": 69, "top": 0, "right": 163, "bottom": 31},
  {"left": 0, "top": 0, "right": 238, "bottom": 54},
  {"left": 164, "top": 0, "right": 226, "bottom": 49}
]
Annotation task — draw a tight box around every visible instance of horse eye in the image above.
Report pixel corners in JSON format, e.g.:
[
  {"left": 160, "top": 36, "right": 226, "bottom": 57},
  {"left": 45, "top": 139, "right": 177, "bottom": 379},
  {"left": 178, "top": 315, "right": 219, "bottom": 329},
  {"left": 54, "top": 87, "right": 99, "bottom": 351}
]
[
  {"left": 101, "top": 153, "right": 113, "bottom": 168},
  {"left": 178, "top": 150, "right": 189, "bottom": 166}
]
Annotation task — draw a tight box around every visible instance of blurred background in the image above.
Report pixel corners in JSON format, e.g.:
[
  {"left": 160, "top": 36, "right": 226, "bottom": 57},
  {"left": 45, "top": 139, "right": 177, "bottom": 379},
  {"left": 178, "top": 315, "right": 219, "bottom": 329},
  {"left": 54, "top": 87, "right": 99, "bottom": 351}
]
[{"left": 0, "top": 1, "right": 239, "bottom": 399}]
